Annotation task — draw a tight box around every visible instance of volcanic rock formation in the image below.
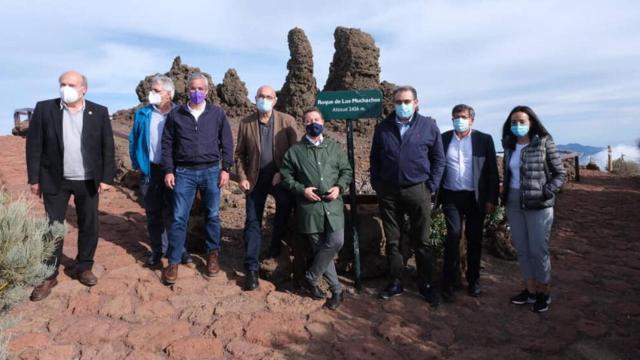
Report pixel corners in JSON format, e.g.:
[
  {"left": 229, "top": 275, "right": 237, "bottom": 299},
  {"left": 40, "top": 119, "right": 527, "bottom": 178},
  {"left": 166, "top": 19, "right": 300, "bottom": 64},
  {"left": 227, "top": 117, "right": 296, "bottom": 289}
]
[
  {"left": 216, "top": 69, "right": 254, "bottom": 119},
  {"left": 135, "top": 56, "right": 220, "bottom": 106},
  {"left": 323, "top": 27, "right": 384, "bottom": 134},
  {"left": 275, "top": 27, "right": 318, "bottom": 121}
]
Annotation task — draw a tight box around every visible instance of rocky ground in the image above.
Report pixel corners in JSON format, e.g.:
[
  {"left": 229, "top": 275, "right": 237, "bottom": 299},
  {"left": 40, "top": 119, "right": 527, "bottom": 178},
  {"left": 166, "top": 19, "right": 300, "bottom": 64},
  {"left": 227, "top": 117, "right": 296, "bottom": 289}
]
[{"left": 1, "top": 134, "right": 639, "bottom": 359}]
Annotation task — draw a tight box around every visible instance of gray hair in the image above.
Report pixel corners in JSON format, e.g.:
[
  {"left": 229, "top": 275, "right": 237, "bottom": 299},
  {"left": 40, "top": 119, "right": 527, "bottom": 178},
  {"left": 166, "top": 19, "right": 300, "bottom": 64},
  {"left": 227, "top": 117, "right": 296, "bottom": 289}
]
[
  {"left": 187, "top": 72, "right": 209, "bottom": 89},
  {"left": 452, "top": 104, "right": 475, "bottom": 119},
  {"left": 151, "top": 74, "right": 175, "bottom": 99},
  {"left": 58, "top": 71, "right": 88, "bottom": 88},
  {"left": 392, "top": 85, "right": 417, "bottom": 100}
]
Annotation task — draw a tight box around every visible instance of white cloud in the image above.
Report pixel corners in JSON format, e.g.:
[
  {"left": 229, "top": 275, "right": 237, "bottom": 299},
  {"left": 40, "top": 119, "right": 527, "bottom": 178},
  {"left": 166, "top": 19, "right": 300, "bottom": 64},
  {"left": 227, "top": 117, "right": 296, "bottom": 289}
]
[
  {"left": 584, "top": 144, "right": 640, "bottom": 169},
  {"left": 0, "top": 0, "right": 638, "bottom": 148}
]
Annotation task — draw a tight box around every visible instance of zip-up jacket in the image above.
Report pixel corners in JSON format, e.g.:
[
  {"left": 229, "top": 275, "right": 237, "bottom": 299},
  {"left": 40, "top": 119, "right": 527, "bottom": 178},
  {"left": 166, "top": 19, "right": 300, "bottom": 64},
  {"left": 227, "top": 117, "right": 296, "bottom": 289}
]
[
  {"left": 369, "top": 111, "right": 445, "bottom": 192},
  {"left": 502, "top": 134, "right": 566, "bottom": 209},
  {"left": 161, "top": 103, "right": 234, "bottom": 173}
]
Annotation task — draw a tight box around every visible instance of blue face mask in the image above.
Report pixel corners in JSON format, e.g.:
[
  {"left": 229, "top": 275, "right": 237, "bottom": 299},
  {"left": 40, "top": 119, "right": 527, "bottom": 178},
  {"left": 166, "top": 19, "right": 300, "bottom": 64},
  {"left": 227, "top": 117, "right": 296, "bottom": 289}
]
[
  {"left": 511, "top": 124, "right": 530, "bottom": 138},
  {"left": 256, "top": 98, "right": 273, "bottom": 113},
  {"left": 395, "top": 103, "right": 414, "bottom": 119},
  {"left": 453, "top": 117, "right": 470, "bottom": 133},
  {"left": 306, "top": 122, "right": 323, "bottom": 137}
]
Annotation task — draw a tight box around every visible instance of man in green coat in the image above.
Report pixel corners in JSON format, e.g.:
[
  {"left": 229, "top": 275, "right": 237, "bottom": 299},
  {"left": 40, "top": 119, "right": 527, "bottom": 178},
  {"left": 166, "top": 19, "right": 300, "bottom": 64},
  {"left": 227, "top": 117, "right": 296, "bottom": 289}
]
[{"left": 280, "top": 108, "right": 353, "bottom": 310}]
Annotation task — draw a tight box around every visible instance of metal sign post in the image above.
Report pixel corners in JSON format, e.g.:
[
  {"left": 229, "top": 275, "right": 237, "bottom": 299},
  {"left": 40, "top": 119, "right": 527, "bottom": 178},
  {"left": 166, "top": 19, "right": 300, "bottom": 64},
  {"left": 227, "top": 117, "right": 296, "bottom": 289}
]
[{"left": 316, "top": 89, "right": 383, "bottom": 290}]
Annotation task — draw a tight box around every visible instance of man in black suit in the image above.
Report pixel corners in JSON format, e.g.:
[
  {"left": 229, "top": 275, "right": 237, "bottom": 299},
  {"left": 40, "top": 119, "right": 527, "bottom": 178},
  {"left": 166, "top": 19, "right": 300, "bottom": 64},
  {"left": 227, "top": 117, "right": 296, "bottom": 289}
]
[
  {"left": 439, "top": 104, "right": 499, "bottom": 302},
  {"left": 26, "top": 70, "right": 115, "bottom": 301}
]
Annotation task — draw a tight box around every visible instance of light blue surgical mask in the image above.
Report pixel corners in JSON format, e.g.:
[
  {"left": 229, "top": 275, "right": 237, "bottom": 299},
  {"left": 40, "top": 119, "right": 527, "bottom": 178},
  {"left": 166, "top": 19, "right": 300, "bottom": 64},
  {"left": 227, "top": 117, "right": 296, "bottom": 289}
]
[
  {"left": 511, "top": 124, "right": 529, "bottom": 138},
  {"left": 256, "top": 98, "right": 273, "bottom": 113},
  {"left": 395, "top": 103, "right": 414, "bottom": 119},
  {"left": 453, "top": 118, "right": 470, "bottom": 133}
]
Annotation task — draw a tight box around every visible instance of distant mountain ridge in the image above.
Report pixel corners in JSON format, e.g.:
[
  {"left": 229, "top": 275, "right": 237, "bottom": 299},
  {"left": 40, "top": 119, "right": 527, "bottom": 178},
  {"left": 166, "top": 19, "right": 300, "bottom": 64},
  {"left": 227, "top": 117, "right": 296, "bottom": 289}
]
[{"left": 556, "top": 143, "right": 605, "bottom": 156}]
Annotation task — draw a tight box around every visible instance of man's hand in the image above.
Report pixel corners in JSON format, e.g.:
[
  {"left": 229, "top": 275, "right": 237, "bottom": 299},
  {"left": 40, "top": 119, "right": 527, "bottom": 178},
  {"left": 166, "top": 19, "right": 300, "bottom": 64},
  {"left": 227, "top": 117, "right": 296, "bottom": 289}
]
[
  {"left": 165, "top": 174, "right": 175, "bottom": 189},
  {"left": 239, "top": 179, "right": 251, "bottom": 192},
  {"left": 485, "top": 202, "right": 496, "bottom": 214},
  {"left": 303, "top": 187, "right": 322, "bottom": 202},
  {"left": 219, "top": 170, "right": 230, "bottom": 188},
  {"left": 30, "top": 183, "right": 41, "bottom": 198},
  {"left": 272, "top": 172, "right": 282, "bottom": 186},
  {"left": 324, "top": 186, "right": 340, "bottom": 201},
  {"left": 98, "top": 183, "right": 112, "bottom": 193}
]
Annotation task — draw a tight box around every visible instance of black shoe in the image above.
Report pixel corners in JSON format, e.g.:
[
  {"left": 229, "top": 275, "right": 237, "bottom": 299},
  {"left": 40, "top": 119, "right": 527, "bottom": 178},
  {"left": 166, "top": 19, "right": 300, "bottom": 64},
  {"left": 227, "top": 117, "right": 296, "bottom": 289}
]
[
  {"left": 532, "top": 292, "right": 551, "bottom": 313},
  {"left": 419, "top": 284, "right": 440, "bottom": 308},
  {"left": 510, "top": 289, "right": 536, "bottom": 305},
  {"left": 305, "top": 279, "right": 326, "bottom": 300},
  {"left": 244, "top": 271, "right": 259, "bottom": 291},
  {"left": 468, "top": 282, "right": 481, "bottom": 297},
  {"left": 325, "top": 292, "right": 343, "bottom": 310},
  {"left": 146, "top": 253, "right": 163, "bottom": 267},
  {"left": 181, "top": 252, "right": 194, "bottom": 265},
  {"left": 379, "top": 280, "right": 404, "bottom": 300},
  {"left": 441, "top": 286, "right": 456, "bottom": 303}
]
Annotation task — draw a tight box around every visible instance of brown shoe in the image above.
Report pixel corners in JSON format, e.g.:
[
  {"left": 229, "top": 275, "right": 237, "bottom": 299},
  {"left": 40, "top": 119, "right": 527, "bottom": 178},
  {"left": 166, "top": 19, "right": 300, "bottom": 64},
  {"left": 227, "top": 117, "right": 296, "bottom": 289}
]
[
  {"left": 206, "top": 250, "right": 220, "bottom": 277},
  {"left": 77, "top": 270, "right": 98, "bottom": 287},
  {"left": 162, "top": 264, "right": 179, "bottom": 284},
  {"left": 30, "top": 278, "right": 58, "bottom": 301}
]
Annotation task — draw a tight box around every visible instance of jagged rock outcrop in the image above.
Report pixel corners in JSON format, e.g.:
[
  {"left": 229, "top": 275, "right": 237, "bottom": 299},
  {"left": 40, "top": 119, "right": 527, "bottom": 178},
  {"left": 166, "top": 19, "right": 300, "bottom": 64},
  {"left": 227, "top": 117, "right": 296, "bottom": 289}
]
[
  {"left": 216, "top": 69, "right": 254, "bottom": 119},
  {"left": 379, "top": 80, "right": 397, "bottom": 118},
  {"left": 275, "top": 28, "right": 317, "bottom": 121},
  {"left": 324, "top": 27, "right": 380, "bottom": 91},
  {"left": 323, "top": 27, "right": 383, "bottom": 134},
  {"left": 135, "top": 56, "right": 220, "bottom": 106}
]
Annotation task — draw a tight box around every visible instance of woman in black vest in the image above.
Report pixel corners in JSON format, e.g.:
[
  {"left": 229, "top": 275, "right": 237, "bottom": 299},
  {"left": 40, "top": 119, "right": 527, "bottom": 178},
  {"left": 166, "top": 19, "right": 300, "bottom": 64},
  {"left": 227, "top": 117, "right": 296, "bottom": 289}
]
[{"left": 501, "top": 106, "right": 566, "bottom": 312}]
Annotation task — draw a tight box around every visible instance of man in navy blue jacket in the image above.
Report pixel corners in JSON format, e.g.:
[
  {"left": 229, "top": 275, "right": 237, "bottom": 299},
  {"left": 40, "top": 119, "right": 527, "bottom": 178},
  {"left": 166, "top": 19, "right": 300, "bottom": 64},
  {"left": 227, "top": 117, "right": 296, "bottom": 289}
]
[
  {"left": 160, "top": 72, "right": 234, "bottom": 284},
  {"left": 370, "top": 85, "right": 445, "bottom": 307}
]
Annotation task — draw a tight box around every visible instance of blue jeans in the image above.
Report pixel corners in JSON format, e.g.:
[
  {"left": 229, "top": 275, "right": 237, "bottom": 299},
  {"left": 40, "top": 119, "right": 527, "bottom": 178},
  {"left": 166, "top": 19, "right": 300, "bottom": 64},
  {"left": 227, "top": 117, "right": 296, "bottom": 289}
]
[
  {"left": 243, "top": 170, "right": 293, "bottom": 271},
  {"left": 167, "top": 165, "right": 221, "bottom": 265},
  {"left": 139, "top": 164, "right": 188, "bottom": 259}
]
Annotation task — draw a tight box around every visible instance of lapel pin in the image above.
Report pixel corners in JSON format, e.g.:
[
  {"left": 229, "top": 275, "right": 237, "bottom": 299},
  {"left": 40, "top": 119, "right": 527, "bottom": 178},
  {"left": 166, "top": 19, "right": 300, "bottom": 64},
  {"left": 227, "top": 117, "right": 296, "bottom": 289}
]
[{"left": 88, "top": 111, "right": 93, "bottom": 115}]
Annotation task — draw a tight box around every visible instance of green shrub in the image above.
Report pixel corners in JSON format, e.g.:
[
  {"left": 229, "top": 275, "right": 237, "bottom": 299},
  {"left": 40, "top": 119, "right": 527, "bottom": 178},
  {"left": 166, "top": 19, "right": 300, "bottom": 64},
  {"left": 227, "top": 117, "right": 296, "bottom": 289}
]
[{"left": 0, "top": 192, "right": 63, "bottom": 313}]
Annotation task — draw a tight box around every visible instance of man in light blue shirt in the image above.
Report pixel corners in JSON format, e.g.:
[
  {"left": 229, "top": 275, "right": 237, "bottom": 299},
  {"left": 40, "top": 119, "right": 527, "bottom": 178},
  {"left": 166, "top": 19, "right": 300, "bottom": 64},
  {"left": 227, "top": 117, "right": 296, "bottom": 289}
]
[{"left": 129, "top": 75, "right": 191, "bottom": 266}]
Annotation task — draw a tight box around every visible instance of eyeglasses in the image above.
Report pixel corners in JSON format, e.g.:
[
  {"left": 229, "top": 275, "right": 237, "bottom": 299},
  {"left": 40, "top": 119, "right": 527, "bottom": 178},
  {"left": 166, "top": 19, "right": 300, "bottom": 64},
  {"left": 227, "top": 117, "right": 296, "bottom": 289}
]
[
  {"left": 257, "top": 95, "right": 276, "bottom": 101},
  {"left": 394, "top": 99, "right": 413, "bottom": 105}
]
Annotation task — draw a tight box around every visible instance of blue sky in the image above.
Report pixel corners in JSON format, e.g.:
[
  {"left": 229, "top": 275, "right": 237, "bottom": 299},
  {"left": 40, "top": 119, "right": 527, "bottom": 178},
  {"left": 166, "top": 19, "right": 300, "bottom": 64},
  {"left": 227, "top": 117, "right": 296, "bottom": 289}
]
[{"left": 1, "top": 0, "right": 639, "bottom": 148}]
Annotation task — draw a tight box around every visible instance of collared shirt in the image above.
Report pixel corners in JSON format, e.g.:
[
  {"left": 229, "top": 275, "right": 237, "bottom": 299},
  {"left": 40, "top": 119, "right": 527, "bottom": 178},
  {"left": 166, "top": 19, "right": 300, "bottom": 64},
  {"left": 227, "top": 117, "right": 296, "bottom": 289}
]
[
  {"left": 305, "top": 134, "right": 324, "bottom": 146},
  {"left": 61, "top": 100, "right": 91, "bottom": 180},
  {"left": 148, "top": 105, "right": 171, "bottom": 164},
  {"left": 188, "top": 102, "right": 205, "bottom": 122},
  {"left": 395, "top": 114, "right": 413, "bottom": 138},
  {"left": 443, "top": 130, "right": 474, "bottom": 191}
]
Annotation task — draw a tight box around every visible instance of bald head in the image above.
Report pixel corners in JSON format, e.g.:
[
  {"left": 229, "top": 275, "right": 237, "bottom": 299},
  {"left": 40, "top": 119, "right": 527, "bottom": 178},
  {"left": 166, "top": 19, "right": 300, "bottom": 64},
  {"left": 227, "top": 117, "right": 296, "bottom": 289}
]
[
  {"left": 59, "top": 70, "right": 88, "bottom": 100},
  {"left": 255, "top": 85, "right": 276, "bottom": 100},
  {"left": 255, "top": 85, "right": 277, "bottom": 115}
]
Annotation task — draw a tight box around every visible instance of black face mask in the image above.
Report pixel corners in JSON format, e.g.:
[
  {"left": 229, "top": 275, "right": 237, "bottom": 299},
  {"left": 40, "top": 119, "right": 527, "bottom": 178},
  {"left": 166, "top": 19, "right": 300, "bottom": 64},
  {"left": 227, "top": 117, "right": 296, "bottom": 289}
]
[{"left": 306, "top": 123, "right": 323, "bottom": 137}]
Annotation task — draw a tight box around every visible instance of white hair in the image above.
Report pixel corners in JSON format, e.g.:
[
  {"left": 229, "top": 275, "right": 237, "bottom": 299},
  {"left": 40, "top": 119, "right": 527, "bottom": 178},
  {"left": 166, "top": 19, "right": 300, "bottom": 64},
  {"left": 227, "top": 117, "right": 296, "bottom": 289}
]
[{"left": 151, "top": 74, "right": 175, "bottom": 99}]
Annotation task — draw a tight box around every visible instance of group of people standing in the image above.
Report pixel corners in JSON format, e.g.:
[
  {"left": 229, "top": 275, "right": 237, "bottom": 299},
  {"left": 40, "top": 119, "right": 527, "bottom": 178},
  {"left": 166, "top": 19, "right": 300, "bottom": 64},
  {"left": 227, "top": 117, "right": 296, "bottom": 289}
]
[{"left": 26, "top": 71, "right": 565, "bottom": 313}]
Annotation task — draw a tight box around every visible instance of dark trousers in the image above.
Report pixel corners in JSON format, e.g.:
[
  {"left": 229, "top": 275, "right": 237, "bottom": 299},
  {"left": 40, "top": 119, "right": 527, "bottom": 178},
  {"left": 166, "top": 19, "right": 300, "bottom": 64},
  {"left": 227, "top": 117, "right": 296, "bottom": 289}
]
[
  {"left": 139, "top": 163, "right": 188, "bottom": 258},
  {"left": 377, "top": 181, "right": 434, "bottom": 285},
  {"left": 441, "top": 189, "right": 485, "bottom": 288},
  {"left": 139, "top": 164, "right": 171, "bottom": 257},
  {"left": 243, "top": 169, "right": 293, "bottom": 271},
  {"left": 43, "top": 179, "right": 99, "bottom": 279},
  {"left": 292, "top": 230, "right": 311, "bottom": 287}
]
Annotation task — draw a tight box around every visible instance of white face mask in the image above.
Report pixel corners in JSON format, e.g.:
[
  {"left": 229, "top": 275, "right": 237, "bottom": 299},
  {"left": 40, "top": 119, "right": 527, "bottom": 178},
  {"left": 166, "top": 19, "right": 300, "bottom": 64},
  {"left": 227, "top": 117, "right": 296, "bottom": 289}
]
[
  {"left": 60, "top": 85, "right": 81, "bottom": 104},
  {"left": 148, "top": 91, "right": 162, "bottom": 105}
]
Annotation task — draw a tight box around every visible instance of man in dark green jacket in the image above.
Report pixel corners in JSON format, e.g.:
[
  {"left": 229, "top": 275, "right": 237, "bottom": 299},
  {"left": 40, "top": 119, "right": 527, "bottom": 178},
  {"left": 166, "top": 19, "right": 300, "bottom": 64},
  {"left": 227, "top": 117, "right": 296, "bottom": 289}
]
[{"left": 280, "top": 108, "right": 353, "bottom": 310}]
